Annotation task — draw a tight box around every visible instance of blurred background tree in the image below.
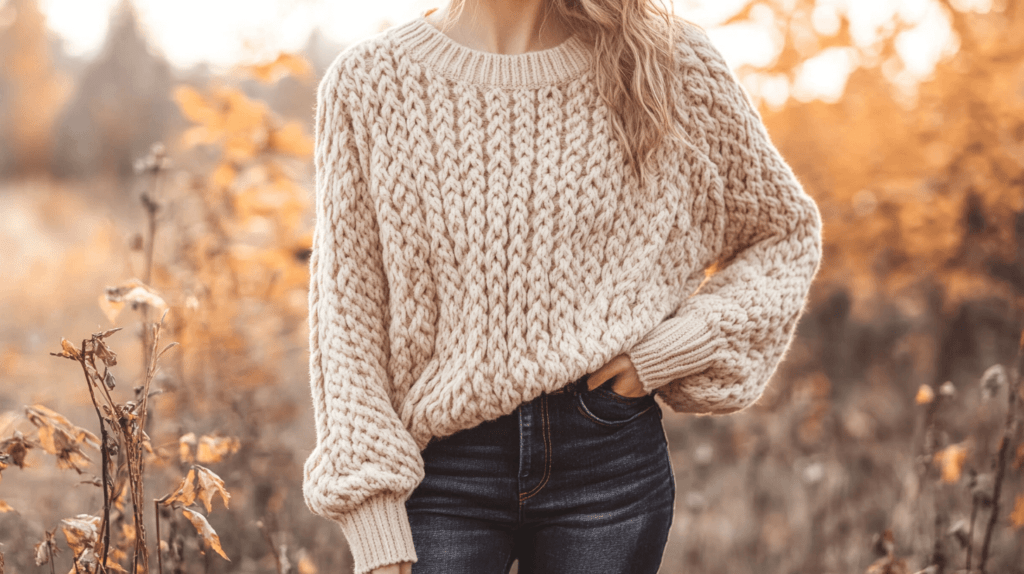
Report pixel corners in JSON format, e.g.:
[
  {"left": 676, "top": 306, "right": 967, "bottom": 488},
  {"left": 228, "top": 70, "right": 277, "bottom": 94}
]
[
  {"left": 737, "top": 0, "right": 1024, "bottom": 316},
  {"left": 0, "top": 0, "right": 70, "bottom": 177},
  {"left": 48, "top": 0, "right": 178, "bottom": 181}
]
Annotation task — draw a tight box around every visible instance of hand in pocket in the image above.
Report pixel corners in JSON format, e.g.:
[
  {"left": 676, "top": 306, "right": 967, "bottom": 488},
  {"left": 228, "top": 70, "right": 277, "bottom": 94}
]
[{"left": 584, "top": 353, "right": 648, "bottom": 398}]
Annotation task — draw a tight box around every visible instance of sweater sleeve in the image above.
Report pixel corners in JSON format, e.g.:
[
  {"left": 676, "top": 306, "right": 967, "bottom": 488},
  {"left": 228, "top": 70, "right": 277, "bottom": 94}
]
[
  {"left": 625, "top": 24, "right": 823, "bottom": 414},
  {"left": 302, "top": 56, "right": 424, "bottom": 574}
]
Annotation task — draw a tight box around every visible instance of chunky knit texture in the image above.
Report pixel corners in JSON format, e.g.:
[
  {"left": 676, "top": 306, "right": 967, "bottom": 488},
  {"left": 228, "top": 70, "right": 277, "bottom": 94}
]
[{"left": 302, "top": 12, "right": 823, "bottom": 574}]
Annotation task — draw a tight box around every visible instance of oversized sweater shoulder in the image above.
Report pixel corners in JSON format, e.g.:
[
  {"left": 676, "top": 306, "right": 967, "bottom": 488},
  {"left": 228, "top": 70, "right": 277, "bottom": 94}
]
[{"left": 302, "top": 12, "right": 823, "bottom": 574}]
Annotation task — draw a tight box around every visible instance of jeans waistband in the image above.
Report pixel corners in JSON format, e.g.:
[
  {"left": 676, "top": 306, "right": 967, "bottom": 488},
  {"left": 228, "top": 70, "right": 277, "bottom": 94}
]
[{"left": 549, "top": 374, "right": 588, "bottom": 395}]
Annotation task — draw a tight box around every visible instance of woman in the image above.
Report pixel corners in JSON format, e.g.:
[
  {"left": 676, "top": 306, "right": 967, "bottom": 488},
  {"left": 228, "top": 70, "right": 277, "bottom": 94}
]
[{"left": 302, "top": 0, "right": 823, "bottom": 573}]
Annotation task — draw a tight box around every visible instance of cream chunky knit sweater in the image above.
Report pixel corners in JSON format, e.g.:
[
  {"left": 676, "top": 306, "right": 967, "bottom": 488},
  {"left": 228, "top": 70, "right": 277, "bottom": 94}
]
[{"left": 302, "top": 12, "right": 822, "bottom": 574}]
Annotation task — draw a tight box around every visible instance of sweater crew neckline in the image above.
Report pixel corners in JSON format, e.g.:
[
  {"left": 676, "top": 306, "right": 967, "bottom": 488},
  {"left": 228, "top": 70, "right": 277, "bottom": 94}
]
[{"left": 389, "top": 14, "right": 592, "bottom": 89}]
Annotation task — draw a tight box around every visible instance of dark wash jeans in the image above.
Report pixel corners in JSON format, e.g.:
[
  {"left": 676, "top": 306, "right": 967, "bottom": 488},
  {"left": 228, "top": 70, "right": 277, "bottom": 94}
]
[{"left": 405, "top": 374, "right": 676, "bottom": 574}]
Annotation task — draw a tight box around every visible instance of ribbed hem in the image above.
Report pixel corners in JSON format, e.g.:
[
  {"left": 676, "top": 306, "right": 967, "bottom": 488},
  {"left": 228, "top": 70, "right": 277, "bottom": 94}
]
[
  {"left": 336, "top": 492, "right": 417, "bottom": 574},
  {"left": 387, "top": 13, "right": 592, "bottom": 89},
  {"left": 627, "top": 313, "right": 720, "bottom": 393}
]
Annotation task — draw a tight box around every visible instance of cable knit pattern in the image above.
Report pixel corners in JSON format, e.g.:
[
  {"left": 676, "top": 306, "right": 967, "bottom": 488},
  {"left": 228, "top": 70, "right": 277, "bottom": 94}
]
[{"left": 302, "top": 13, "right": 823, "bottom": 574}]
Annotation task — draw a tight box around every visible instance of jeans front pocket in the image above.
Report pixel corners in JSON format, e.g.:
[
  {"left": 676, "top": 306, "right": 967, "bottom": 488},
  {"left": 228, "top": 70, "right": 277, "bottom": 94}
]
[{"left": 576, "top": 378, "right": 658, "bottom": 427}]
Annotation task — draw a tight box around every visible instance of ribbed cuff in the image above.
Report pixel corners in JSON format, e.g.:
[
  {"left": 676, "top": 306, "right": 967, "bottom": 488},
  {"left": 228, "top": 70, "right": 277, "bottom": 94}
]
[
  {"left": 627, "top": 313, "right": 720, "bottom": 393},
  {"left": 335, "top": 492, "right": 417, "bottom": 574}
]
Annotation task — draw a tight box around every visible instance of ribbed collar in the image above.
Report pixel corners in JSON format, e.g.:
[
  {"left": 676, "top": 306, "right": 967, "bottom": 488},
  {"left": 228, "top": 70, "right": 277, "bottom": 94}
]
[{"left": 388, "top": 14, "right": 592, "bottom": 89}]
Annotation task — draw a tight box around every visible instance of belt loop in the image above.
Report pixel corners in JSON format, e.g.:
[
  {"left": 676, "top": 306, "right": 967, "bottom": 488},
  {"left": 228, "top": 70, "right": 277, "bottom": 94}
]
[{"left": 570, "top": 373, "right": 585, "bottom": 395}]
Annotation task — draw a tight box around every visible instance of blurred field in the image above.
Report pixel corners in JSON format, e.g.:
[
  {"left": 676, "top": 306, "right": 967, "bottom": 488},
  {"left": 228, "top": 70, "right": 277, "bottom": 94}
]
[{"left": 1, "top": 0, "right": 1023, "bottom": 573}]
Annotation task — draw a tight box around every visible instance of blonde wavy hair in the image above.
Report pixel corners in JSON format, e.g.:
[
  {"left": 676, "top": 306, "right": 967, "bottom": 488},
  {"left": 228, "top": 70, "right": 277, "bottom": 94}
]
[{"left": 433, "top": 0, "right": 690, "bottom": 189}]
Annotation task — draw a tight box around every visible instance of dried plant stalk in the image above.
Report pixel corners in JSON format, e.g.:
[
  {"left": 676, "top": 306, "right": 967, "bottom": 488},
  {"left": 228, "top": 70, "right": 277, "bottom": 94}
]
[{"left": 978, "top": 329, "right": 1023, "bottom": 573}]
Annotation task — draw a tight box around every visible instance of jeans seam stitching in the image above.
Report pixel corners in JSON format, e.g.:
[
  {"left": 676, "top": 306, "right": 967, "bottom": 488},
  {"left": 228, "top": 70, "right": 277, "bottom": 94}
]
[
  {"left": 577, "top": 395, "right": 657, "bottom": 427},
  {"left": 519, "top": 396, "right": 552, "bottom": 501}
]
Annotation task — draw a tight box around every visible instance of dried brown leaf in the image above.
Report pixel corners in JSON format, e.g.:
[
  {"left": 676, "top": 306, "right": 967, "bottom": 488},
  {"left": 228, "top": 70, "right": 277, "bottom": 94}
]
[
  {"left": 140, "top": 433, "right": 155, "bottom": 457},
  {"left": 61, "top": 514, "right": 101, "bottom": 557},
  {"left": 104, "top": 279, "right": 168, "bottom": 314},
  {"left": 26, "top": 405, "right": 98, "bottom": 473},
  {"left": 242, "top": 52, "right": 312, "bottom": 83},
  {"left": 93, "top": 337, "right": 118, "bottom": 368},
  {"left": 119, "top": 521, "right": 135, "bottom": 543},
  {"left": 1011, "top": 494, "right": 1024, "bottom": 529},
  {"left": 103, "top": 558, "right": 127, "bottom": 572},
  {"left": 0, "top": 500, "right": 14, "bottom": 513},
  {"left": 194, "top": 464, "right": 230, "bottom": 512},
  {"left": 196, "top": 435, "right": 240, "bottom": 464},
  {"left": 25, "top": 405, "right": 100, "bottom": 450},
  {"left": 58, "top": 338, "right": 81, "bottom": 361},
  {"left": 159, "top": 468, "right": 197, "bottom": 507},
  {"left": 51, "top": 427, "right": 93, "bottom": 472},
  {"left": 35, "top": 539, "right": 50, "bottom": 566},
  {"left": 36, "top": 427, "right": 85, "bottom": 472},
  {"left": 70, "top": 549, "right": 127, "bottom": 574},
  {"left": 182, "top": 508, "right": 230, "bottom": 561},
  {"left": 103, "top": 369, "right": 116, "bottom": 390},
  {"left": 0, "top": 432, "right": 32, "bottom": 468},
  {"left": 934, "top": 442, "right": 969, "bottom": 484},
  {"left": 915, "top": 384, "right": 935, "bottom": 405},
  {"left": 34, "top": 527, "right": 59, "bottom": 566},
  {"left": 94, "top": 327, "right": 122, "bottom": 340},
  {"left": 108, "top": 546, "right": 128, "bottom": 563}
]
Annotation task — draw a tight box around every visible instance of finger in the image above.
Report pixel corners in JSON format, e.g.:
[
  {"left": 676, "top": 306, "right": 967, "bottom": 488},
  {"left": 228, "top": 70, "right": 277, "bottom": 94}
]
[
  {"left": 610, "top": 376, "right": 632, "bottom": 396},
  {"left": 622, "top": 353, "right": 638, "bottom": 372},
  {"left": 613, "top": 353, "right": 632, "bottom": 370},
  {"left": 587, "top": 370, "right": 612, "bottom": 390},
  {"left": 401, "top": 562, "right": 412, "bottom": 574},
  {"left": 590, "top": 357, "right": 624, "bottom": 389},
  {"left": 614, "top": 373, "right": 648, "bottom": 398}
]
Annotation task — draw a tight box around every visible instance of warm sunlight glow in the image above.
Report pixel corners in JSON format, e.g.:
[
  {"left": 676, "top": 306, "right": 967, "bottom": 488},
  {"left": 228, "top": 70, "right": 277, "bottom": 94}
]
[{"left": 34, "top": 0, "right": 954, "bottom": 85}]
